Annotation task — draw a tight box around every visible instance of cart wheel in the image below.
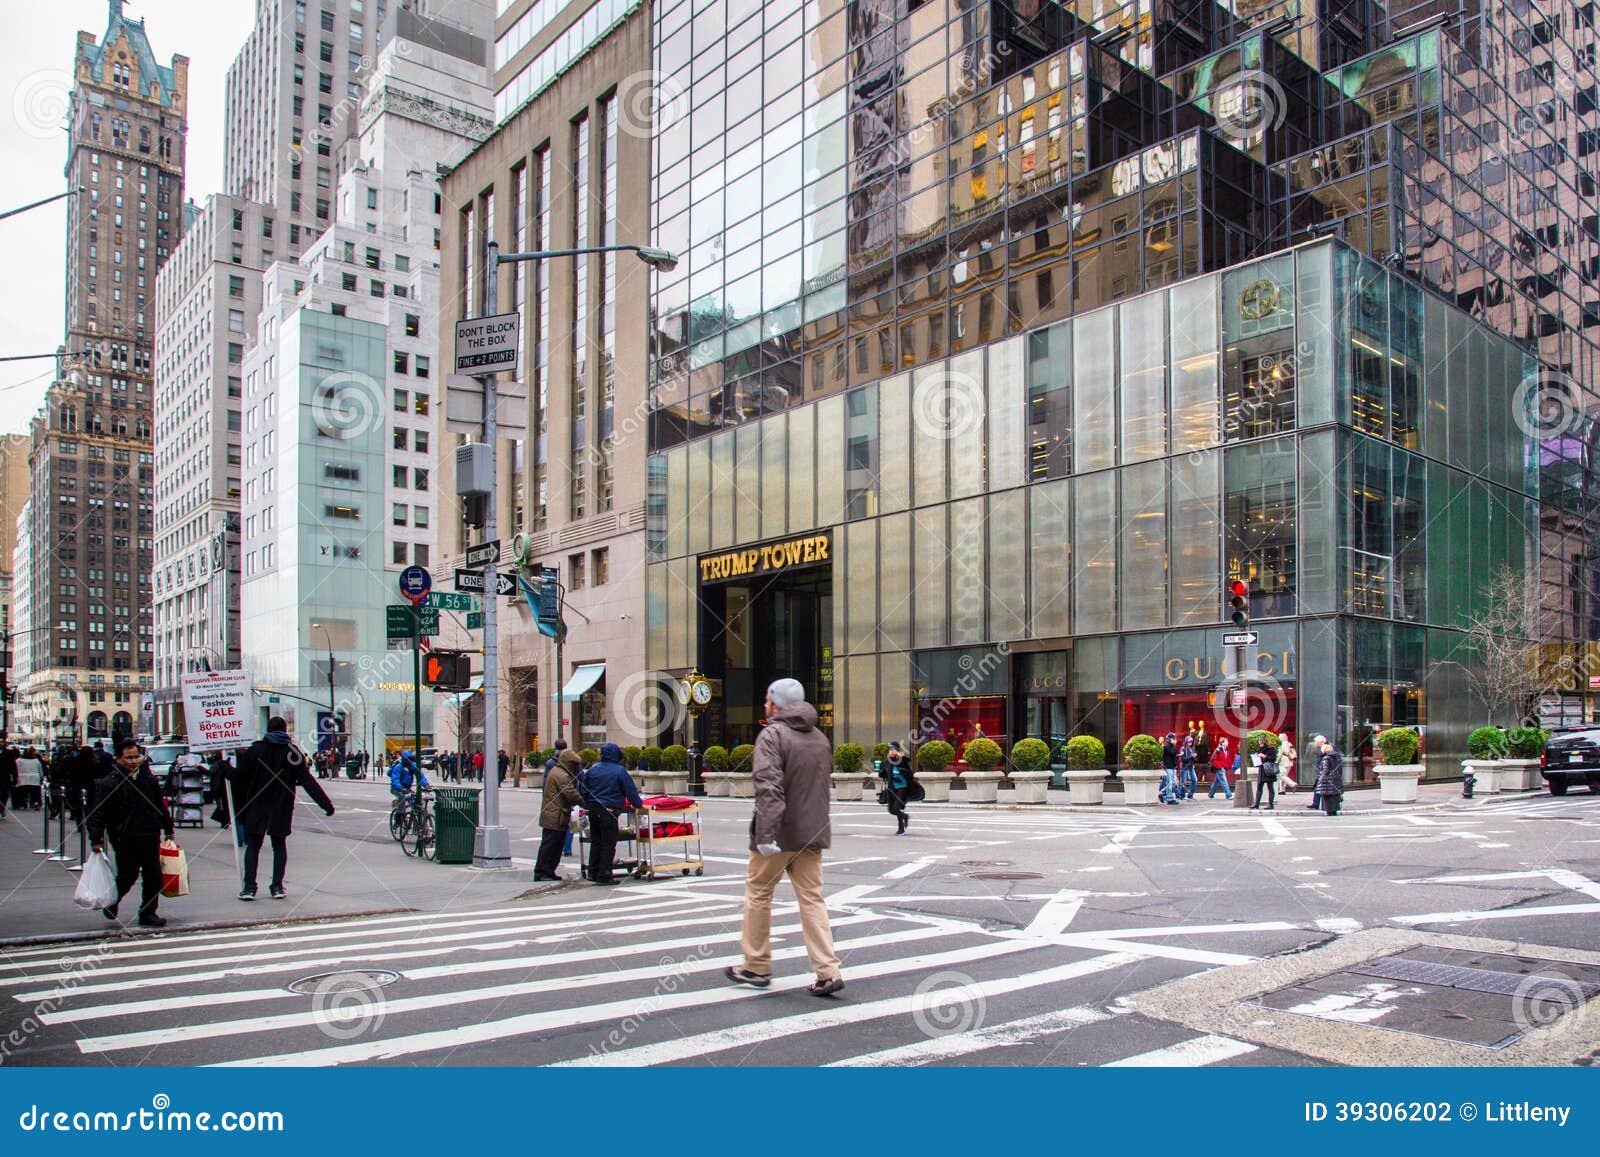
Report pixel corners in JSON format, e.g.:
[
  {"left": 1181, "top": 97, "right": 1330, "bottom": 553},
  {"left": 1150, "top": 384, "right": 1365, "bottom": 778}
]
[
  {"left": 694, "top": 868, "right": 704, "bottom": 876},
  {"left": 682, "top": 869, "right": 690, "bottom": 876}
]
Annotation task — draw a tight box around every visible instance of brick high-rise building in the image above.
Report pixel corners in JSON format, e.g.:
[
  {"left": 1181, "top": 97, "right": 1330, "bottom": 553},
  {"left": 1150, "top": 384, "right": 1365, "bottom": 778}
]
[{"left": 18, "top": 1, "right": 186, "bottom": 745}]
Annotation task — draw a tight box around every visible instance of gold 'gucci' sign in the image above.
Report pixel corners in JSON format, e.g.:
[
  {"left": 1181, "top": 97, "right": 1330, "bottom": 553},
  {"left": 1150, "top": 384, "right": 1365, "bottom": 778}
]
[{"left": 700, "top": 533, "right": 832, "bottom": 582}]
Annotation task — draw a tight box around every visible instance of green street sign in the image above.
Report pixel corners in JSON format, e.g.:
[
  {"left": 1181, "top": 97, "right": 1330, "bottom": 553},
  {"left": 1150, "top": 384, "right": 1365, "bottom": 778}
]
[
  {"left": 386, "top": 604, "right": 439, "bottom": 638},
  {"left": 466, "top": 611, "right": 483, "bottom": 630},
  {"left": 426, "top": 592, "right": 477, "bottom": 612}
]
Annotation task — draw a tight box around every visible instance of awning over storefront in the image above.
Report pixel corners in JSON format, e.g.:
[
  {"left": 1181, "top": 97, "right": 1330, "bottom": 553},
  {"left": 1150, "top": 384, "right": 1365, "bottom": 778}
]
[
  {"left": 442, "top": 677, "right": 484, "bottom": 708},
  {"left": 558, "top": 663, "right": 605, "bottom": 702}
]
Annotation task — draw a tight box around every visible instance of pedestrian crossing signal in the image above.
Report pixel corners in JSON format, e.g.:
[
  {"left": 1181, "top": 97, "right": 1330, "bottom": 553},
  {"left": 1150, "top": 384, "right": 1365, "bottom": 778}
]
[
  {"left": 1227, "top": 579, "right": 1249, "bottom": 628},
  {"left": 424, "top": 650, "right": 470, "bottom": 692}
]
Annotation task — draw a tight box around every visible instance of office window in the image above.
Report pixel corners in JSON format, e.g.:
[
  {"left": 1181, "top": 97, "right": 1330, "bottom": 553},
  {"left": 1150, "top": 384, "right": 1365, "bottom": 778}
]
[
  {"left": 404, "top": 313, "right": 420, "bottom": 337},
  {"left": 415, "top": 356, "right": 429, "bottom": 379},
  {"left": 228, "top": 309, "right": 245, "bottom": 332},
  {"left": 413, "top": 393, "right": 429, "bottom": 415},
  {"left": 413, "top": 468, "right": 429, "bottom": 491},
  {"left": 592, "top": 547, "right": 609, "bottom": 586},
  {"left": 393, "top": 465, "right": 406, "bottom": 488},
  {"left": 414, "top": 430, "right": 429, "bottom": 453},
  {"left": 413, "top": 505, "right": 429, "bottom": 528},
  {"left": 394, "top": 350, "right": 409, "bottom": 373},
  {"left": 393, "top": 389, "right": 407, "bottom": 411},
  {"left": 393, "top": 426, "right": 408, "bottom": 450},
  {"left": 392, "top": 503, "right": 407, "bottom": 525},
  {"left": 568, "top": 552, "right": 586, "bottom": 590},
  {"left": 392, "top": 541, "right": 407, "bottom": 565}
]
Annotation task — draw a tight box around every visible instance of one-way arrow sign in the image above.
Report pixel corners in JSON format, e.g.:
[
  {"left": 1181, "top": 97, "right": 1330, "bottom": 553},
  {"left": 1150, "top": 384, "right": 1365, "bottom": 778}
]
[
  {"left": 454, "top": 568, "right": 516, "bottom": 597},
  {"left": 465, "top": 539, "right": 500, "bottom": 568}
]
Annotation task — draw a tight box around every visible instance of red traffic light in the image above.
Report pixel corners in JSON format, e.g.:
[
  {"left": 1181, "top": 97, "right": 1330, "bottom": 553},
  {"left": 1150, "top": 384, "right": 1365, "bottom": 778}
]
[
  {"left": 1228, "top": 579, "right": 1249, "bottom": 627},
  {"left": 1228, "top": 580, "right": 1248, "bottom": 599}
]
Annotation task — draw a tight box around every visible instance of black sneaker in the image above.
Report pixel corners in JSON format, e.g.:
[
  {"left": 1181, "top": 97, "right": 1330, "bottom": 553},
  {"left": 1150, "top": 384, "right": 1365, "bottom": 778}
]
[
  {"left": 238, "top": 888, "right": 256, "bottom": 902},
  {"left": 102, "top": 904, "right": 118, "bottom": 920},
  {"left": 137, "top": 915, "right": 167, "bottom": 928},
  {"left": 269, "top": 886, "right": 286, "bottom": 900}
]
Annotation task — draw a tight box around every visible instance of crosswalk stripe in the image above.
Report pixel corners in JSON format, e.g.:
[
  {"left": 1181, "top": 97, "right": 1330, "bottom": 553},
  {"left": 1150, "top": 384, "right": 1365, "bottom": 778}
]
[
  {"left": 41, "top": 909, "right": 878, "bottom": 1023},
  {"left": 826, "top": 1005, "right": 1112, "bottom": 1066},
  {"left": 1103, "top": 1034, "right": 1257, "bottom": 1067},
  {"left": 16, "top": 901, "right": 790, "bottom": 1003},
  {"left": 217, "top": 937, "right": 1071, "bottom": 1066},
  {"left": 7, "top": 896, "right": 728, "bottom": 987},
  {"left": 559, "top": 952, "right": 1143, "bottom": 1067},
  {"left": 77, "top": 924, "right": 959, "bottom": 1055}
]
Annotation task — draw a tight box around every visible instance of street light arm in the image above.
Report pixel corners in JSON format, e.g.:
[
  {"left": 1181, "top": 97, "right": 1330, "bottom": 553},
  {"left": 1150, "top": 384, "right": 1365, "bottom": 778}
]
[
  {"left": 488, "top": 241, "right": 677, "bottom": 273},
  {"left": 0, "top": 187, "right": 83, "bottom": 223}
]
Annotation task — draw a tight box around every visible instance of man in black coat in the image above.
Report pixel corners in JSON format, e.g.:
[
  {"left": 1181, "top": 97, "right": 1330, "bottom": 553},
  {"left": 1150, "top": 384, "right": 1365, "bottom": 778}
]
[
  {"left": 232, "top": 717, "right": 335, "bottom": 901},
  {"left": 69, "top": 745, "right": 100, "bottom": 826},
  {"left": 87, "top": 737, "right": 174, "bottom": 927}
]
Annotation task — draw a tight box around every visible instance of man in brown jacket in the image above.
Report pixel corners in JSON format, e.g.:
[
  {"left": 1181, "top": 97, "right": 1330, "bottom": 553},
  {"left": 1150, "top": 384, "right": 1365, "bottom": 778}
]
[
  {"left": 726, "top": 678, "right": 844, "bottom": 996},
  {"left": 534, "top": 748, "right": 583, "bottom": 881}
]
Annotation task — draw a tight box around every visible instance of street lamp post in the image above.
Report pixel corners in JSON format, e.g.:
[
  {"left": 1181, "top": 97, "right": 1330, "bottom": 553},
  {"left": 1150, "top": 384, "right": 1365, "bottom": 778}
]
[
  {"left": 466, "top": 240, "right": 675, "bottom": 870},
  {"left": 310, "top": 622, "right": 338, "bottom": 759}
]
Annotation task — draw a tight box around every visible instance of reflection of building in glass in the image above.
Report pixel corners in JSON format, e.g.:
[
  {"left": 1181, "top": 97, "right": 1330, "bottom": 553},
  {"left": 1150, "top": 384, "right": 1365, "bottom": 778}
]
[{"left": 647, "top": 0, "right": 1600, "bottom": 774}]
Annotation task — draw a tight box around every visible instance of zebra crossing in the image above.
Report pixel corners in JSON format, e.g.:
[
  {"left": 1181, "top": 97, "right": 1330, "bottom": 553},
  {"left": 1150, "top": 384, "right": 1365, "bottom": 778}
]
[{"left": 0, "top": 881, "right": 1278, "bottom": 1068}]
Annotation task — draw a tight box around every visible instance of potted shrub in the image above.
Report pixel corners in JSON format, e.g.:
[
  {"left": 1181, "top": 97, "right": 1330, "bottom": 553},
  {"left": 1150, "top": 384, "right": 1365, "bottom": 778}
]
[
  {"left": 1009, "top": 738, "right": 1052, "bottom": 804},
  {"left": 1464, "top": 726, "right": 1507, "bottom": 796},
  {"left": 832, "top": 742, "right": 866, "bottom": 801},
  {"left": 578, "top": 748, "right": 600, "bottom": 767},
  {"left": 621, "top": 746, "right": 643, "bottom": 771},
  {"left": 872, "top": 742, "right": 891, "bottom": 769},
  {"left": 959, "top": 737, "right": 1004, "bottom": 802},
  {"left": 1373, "top": 726, "right": 1424, "bottom": 803},
  {"left": 1065, "top": 735, "right": 1109, "bottom": 805},
  {"left": 914, "top": 740, "right": 956, "bottom": 801},
  {"left": 1119, "top": 734, "right": 1165, "bottom": 806},
  {"left": 640, "top": 745, "right": 662, "bottom": 772},
  {"left": 1500, "top": 726, "right": 1546, "bottom": 792},
  {"left": 698, "top": 744, "right": 732, "bottom": 797},
  {"left": 640, "top": 743, "right": 691, "bottom": 795},
  {"left": 703, "top": 745, "right": 731, "bottom": 773},
  {"left": 729, "top": 744, "right": 755, "bottom": 773}
]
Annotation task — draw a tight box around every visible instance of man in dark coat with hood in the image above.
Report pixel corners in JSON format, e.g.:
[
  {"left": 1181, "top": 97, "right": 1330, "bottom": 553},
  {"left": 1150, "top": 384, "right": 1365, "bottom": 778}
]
[
  {"left": 535, "top": 748, "right": 584, "bottom": 881},
  {"left": 87, "top": 737, "right": 174, "bottom": 927},
  {"left": 577, "top": 741, "right": 643, "bottom": 884},
  {"left": 232, "top": 717, "right": 335, "bottom": 900}
]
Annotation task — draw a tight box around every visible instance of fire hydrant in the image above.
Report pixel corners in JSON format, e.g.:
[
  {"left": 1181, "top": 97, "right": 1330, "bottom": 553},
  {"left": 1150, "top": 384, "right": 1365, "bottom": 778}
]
[{"left": 1462, "top": 770, "right": 1476, "bottom": 799}]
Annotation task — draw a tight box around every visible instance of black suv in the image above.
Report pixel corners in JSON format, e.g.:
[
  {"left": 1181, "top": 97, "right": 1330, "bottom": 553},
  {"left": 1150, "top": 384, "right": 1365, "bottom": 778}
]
[{"left": 1540, "top": 727, "right": 1600, "bottom": 795}]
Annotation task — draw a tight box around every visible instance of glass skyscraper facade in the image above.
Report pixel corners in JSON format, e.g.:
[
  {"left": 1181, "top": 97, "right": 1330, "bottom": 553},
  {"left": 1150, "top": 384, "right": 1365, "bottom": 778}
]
[{"left": 646, "top": 1, "right": 1599, "bottom": 778}]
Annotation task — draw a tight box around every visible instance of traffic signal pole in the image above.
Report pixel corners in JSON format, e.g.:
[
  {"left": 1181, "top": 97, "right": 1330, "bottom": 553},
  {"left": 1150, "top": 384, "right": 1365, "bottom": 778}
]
[{"left": 475, "top": 247, "right": 509, "bottom": 871}]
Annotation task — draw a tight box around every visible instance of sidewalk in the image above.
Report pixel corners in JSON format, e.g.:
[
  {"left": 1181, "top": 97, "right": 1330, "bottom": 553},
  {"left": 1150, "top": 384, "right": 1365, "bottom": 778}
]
[{"left": 0, "top": 796, "right": 548, "bottom": 948}]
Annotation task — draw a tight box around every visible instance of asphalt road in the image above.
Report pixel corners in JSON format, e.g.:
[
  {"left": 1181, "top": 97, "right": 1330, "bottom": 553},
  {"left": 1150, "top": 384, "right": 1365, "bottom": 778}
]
[{"left": 3, "top": 780, "right": 1600, "bottom": 1067}]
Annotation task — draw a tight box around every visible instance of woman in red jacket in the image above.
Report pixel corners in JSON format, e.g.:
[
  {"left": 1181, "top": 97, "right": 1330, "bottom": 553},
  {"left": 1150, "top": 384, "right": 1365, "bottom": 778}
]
[{"left": 1206, "top": 736, "right": 1234, "bottom": 800}]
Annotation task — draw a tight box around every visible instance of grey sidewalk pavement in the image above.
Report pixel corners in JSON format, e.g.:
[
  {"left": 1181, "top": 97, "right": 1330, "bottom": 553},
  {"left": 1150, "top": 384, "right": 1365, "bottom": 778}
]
[{"left": 0, "top": 782, "right": 547, "bottom": 948}]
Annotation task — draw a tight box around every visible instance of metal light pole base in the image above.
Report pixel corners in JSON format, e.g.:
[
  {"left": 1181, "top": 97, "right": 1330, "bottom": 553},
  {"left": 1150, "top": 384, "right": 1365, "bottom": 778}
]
[{"left": 472, "top": 824, "right": 515, "bottom": 869}]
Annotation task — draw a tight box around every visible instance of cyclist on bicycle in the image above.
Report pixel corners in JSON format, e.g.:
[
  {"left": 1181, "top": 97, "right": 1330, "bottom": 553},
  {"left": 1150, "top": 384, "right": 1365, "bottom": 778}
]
[{"left": 389, "top": 750, "right": 428, "bottom": 805}]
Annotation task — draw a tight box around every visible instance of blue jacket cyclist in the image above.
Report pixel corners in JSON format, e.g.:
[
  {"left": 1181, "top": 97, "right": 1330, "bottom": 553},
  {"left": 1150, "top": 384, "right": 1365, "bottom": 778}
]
[{"left": 388, "top": 752, "right": 429, "bottom": 801}]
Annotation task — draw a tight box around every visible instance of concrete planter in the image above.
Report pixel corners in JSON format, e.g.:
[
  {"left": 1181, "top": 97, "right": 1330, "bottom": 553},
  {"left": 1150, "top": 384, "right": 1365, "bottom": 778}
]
[
  {"left": 1376, "top": 763, "right": 1424, "bottom": 803},
  {"left": 1119, "top": 768, "right": 1165, "bottom": 807},
  {"left": 1462, "top": 758, "right": 1500, "bottom": 795},
  {"left": 960, "top": 769, "right": 1002, "bottom": 802},
  {"left": 1496, "top": 758, "right": 1540, "bottom": 792},
  {"left": 831, "top": 772, "right": 864, "bottom": 801},
  {"left": 702, "top": 772, "right": 734, "bottom": 798},
  {"left": 729, "top": 772, "right": 756, "bottom": 798},
  {"left": 1011, "top": 770, "right": 1052, "bottom": 804},
  {"left": 918, "top": 770, "right": 955, "bottom": 802},
  {"left": 1066, "top": 769, "right": 1109, "bottom": 805},
  {"left": 638, "top": 770, "right": 689, "bottom": 795}
]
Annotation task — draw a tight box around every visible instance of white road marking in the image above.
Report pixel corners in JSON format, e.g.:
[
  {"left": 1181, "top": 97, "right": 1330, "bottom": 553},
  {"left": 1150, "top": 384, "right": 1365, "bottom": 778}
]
[
  {"left": 1104, "top": 1034, "right": 1258, "bottom": 1067},
  {"left": 558, "top": 952, "right": 1143, "bottom": 1068},
  {"left": 827, "top": 1005, "right": 1113, "bottom": 1066},
  {"left": 1393, "top": 902, "right": 1600, "bottom": 925},
  {"left": 882, "top": 857, "right": 942, "bottom": 880},
  {"left": 1259, "top": 816, "right": 1295, "bottom": 844},
  {"left": 1023, "top": 890, "right": 1085, "bottom": 938},
  {"left": 219, "top": 938, "right": 1086, "bottom": 1066}
]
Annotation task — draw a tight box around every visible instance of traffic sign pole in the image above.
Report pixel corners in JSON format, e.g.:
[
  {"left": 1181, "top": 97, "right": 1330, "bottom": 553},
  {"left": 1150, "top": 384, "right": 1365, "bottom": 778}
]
[
  {"left": 413, "top": 604, "right": 423, "bottom": 810},
  {"left": 473, "top": 248, "right": 510, "bottom": 871}
]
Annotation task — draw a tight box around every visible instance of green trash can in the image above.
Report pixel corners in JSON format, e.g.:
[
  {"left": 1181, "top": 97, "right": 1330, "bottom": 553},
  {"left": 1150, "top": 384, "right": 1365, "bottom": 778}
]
[{"left": 433, "top": 787, "right": 480, "bottom": 864}]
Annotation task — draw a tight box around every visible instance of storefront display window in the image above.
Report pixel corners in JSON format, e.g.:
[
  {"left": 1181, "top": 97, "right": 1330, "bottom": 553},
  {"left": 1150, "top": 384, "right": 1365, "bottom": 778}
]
[{"left": 1225, "top": 438, "right": 1297, "bottom": 619}]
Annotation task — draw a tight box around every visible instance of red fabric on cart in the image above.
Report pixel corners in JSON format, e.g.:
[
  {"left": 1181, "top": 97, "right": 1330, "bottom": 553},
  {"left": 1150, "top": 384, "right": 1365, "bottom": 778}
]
[
  {"left": 651, "top": 821, "right": 695, "bottom": 838},
  {"left": 641, "top": 795, "right": 696, "bottom": 810}
]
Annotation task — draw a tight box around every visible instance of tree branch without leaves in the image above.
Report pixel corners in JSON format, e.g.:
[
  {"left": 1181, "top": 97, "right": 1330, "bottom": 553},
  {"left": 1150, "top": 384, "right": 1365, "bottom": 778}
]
[{"left": 1460, "top": 565, "right": 1557, "bottom": 726}]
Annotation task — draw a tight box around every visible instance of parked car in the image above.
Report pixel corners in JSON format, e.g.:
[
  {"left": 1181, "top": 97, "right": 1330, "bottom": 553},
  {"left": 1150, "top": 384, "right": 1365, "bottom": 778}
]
[{"left": 1540, "top": 728, "right": 1600, "bottom": 795}]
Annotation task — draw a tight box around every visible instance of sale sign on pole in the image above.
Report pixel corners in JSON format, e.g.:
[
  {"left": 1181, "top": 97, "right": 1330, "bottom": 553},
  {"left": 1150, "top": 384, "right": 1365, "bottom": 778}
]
[{"left": 179, "top": 670, "right": 254, "bottom": 753}]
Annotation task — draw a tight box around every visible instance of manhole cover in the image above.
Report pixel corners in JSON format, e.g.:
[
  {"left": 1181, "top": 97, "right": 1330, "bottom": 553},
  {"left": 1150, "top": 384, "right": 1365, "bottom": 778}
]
[
  {"left": 286, "top": 968, "right": 401, "bottom": 996},
  {"left": 1256, "top": 947, "right": 1600, "bottom": 1049},
  {"left": 960, "top": 860, "right": 1013, "bottom": 868},
  {"left": 967, "top": 870, "right": 1043, "bottom": 880}
]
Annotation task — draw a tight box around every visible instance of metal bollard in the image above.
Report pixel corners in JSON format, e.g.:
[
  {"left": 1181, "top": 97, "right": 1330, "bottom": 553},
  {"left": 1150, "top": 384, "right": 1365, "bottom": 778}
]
[
  {"left": 32, "top": 790, "right": 51, "bottom": 854},
  {"left": 48, "top": 786, "right": 72, "bottom": 861},
  {"left": 69, "top": 788, "right": 87, "bottom": 872}
]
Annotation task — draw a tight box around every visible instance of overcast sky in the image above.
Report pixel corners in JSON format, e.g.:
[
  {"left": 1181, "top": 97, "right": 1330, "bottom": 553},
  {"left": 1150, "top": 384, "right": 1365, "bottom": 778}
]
[{"left": 1, "top": 1, "right": 255, "bottom": 436}]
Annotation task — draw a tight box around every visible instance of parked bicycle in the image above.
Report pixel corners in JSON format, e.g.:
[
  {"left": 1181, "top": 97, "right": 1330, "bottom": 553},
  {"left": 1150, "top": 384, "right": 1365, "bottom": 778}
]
[{"left": 389, "top": 786, "right": 435, "bottom": 859}]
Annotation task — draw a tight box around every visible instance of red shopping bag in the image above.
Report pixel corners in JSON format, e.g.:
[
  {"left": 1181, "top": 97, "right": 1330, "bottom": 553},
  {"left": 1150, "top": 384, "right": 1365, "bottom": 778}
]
[{"left": 159, "top": 839, "right": 189, "bottom": 898}]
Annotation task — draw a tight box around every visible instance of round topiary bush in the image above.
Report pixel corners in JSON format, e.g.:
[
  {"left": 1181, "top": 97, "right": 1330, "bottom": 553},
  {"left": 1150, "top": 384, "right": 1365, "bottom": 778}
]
[
  {"left": 1374, "top": 727, "right": 1421, "bottom": 766},
  {"left": 833, "top": 742, "right": 866, "bottom": 774},
  {"left": 702, "top": 745, "right": 731, "bottom": 773},
  {"left": 872, "top": 742, "right": 891, "bottom": 766},
  {"left": 1121, "top": 734, "right": 1163, "bottom": 770},
  {"left": 578, "top": 748, "right": 600, "bottom": 767},
  {"left": 1010, "top": 737, "right": 1051, "bottom": 771},
  {"left": 1246, "top": 729, "right": 1278, "bottom": 754},
  {"left": 961, "top": 737, "right": 1003, "bottom": 771},
  {"left": 620, "top": 746, "right": 643, "bottom": 770},
  {"left": 730, "top": 744, "right": 755, "bottom": 772},
  {"left": 640, "top": 745, "right": 662, "bottom": 770},
  {"left": 1506, "top": 726, "right": 1546, "bottom": 759},
  {"left": 915, "top": 740, "right": 955, "bottom": 773},
  {"left": 1467, "top": 726, "right": 1508, "bottom": 759},
  {"left": 659, "top": 744, "right": 689, "bottom": 772},
  {"left": 1064, "top": 734, "right": 1106, "bottom": 770}
]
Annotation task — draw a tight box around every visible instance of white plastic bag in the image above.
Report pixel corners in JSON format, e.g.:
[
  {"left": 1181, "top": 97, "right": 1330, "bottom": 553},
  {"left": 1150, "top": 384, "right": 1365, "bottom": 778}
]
[{"left": 74, "top": 850, "right": 117, "bottom": 911}]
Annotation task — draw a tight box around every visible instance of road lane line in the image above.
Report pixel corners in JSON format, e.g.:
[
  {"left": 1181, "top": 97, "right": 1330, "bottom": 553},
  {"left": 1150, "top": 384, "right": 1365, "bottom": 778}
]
[
  {"left": 826, "top": 1005, "right": 1113, "bottom": 1066},
  {"left": 882, "top": 857, "right": 941, "bottom": 880},
  {"left": 1392, "top": 902, "right": 1600, "bottom": 925},
  {"left": 559, "top": 952, "right": 1143, "bottom": 1068},
  {"left": 1104, "top": 1034, "right": 1257, "bottom": 1067}
]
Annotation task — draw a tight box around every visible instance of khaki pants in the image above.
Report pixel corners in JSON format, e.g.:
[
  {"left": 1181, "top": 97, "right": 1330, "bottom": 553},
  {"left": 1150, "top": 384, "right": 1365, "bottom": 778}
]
[{"left": 740, "top": 847, "right": 841, "bottom": 981}]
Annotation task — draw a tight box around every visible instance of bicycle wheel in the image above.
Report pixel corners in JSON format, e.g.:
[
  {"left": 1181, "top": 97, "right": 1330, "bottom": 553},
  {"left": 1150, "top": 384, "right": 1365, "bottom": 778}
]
[
  {"left": 403, "top": 808, "right": 434, "bottom": 859},
  {"left": 389, "top": 803, "right": 410, "bottom": 842}
]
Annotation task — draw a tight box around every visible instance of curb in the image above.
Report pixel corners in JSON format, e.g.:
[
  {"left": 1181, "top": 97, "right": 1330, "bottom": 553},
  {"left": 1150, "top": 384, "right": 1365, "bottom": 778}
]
[{"left": 0, "top": 906, "right": 420, "bottom": 951}]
